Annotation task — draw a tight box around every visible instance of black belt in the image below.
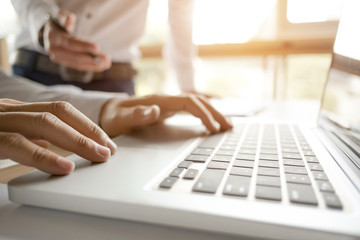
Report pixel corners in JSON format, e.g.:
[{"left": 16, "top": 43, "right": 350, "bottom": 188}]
[{"left": 13, "top": 48, "right": 137, "bottom": 82}]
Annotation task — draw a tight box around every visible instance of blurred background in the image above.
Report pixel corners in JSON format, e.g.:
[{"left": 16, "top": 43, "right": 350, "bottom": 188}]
[{"left": 0, "top": 0, "right": 344, "bottom": 101}]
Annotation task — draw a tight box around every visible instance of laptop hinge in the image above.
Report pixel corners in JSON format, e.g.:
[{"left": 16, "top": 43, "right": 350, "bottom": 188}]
[{"left": 317, "top": 127, "right": 360, "bottom": 194}]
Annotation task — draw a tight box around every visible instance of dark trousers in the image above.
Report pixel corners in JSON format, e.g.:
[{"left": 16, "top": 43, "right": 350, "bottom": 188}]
[{"left": 12, "top": 50, "right": 135, "bottom": 95}]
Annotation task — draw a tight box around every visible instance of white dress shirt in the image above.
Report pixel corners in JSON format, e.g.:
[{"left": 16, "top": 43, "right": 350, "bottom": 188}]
[
  {"left": 0, "top": 69, "right": 127, "bottom": 124},
  {"left": 10, "top": 0, "right": 196, "bottom": 92}
]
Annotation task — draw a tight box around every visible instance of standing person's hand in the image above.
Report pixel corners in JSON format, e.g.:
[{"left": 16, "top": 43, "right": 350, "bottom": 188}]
[
  {"left": 0, "top": 99, "right": 117, "bottom": 175},
  {"left": 41, "top": 10, "right": 111, "bottom": 72},
  {"left": 99, "top": 94, "right": 233, "bottom": 137}
]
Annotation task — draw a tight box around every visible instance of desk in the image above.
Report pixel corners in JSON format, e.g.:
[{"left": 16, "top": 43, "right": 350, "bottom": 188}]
[{"left": 0, "top": 100, "right": 320, "bottom": 240}]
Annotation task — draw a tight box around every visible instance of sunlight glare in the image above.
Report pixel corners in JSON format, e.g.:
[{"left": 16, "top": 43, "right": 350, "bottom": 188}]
[{"left": 193, "top": 0, "right": 276, "bottom": 45}]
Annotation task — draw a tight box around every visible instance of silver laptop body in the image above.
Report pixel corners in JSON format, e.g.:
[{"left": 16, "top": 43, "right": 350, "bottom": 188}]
[{"left": 8, "top": 2, "right": 360, "bottom": 240}]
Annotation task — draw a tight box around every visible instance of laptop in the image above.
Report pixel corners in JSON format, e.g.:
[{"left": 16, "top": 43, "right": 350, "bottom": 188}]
[{"left": 8, "top": 1, "right": 360, "bottom": 239}]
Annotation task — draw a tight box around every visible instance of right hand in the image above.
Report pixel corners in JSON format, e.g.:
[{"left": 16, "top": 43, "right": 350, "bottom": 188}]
[
  {"left": 42, "top": 10, "right": 111, "bottom": 72},
  {"left": 0, "top": 99, "right": 117, "bottom": 175}
]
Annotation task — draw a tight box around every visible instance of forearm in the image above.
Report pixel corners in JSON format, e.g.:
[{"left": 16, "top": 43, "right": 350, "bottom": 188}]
[
  {"left": 164, "top": 0, "right": 197, "bottom": 92},
  {"left": 0, "top": 70, "right": 127, "bottom": 124}
]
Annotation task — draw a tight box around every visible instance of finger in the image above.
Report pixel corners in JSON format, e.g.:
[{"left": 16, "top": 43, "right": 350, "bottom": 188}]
[
  {"left": 123, "top": 95, "right": 221, "bottom": 133},
  {"left": 48, "top": 27, "right": 99, "bottom": 54},
  {"left": 197, "top": 96, "right": 233, "bottom": 131},
  {"left": 1, "top": 101, "right": 117, "bottom": 154},
  {"left": 0, "top": 132, "right": 74, "bottom": 175},
  {"left": 49, "top": 48, "right": 111, "bottom": 72},
  {"left": 31, "top": 139, "right": 51, "bottom": 148},
  {"left": 0, "top": 98, "right": 24, "bottom": 105},
  {"left": 0, "top": 112, "right": 111, "bottom": 163},
  {"left": 57, "top": 10, "right": 76, "bottom": 33},
  {"left": 101, "top": 104, "right": 160, "bottom": 137}
]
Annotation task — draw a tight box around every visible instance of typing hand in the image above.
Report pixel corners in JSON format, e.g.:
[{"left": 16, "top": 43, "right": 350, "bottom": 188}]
[
  {"left": 0, "top": 99, "right": 116, "bottom": 175},
  {"left": 99, "top": 94, "right": 233, "bottom": 137},
  {"left": 41, "top": 10, "right": 111, "bottom": 72}
]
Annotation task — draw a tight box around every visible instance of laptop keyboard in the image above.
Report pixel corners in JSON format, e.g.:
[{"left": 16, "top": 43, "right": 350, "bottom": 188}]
[{"left": 158, "top": 124, "right": 343, "bottom": 210}]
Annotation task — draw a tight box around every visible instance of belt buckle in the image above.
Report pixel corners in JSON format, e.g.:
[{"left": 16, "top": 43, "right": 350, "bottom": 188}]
[{"left": 59, "top": 66, "right": 94, "bottom": 83}]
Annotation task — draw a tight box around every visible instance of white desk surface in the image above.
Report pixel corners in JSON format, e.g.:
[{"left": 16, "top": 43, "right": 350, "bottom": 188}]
[{"left": 0, "top": 100, "right": 320, "bottom": 240}]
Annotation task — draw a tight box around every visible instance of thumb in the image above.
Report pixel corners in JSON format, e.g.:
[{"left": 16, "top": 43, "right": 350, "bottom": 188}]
[
  {"left": 104, "top": 105, "right": 160, "bottom": 137},
  {"left": 130, "top": 104, "right": 160, "bottom": 127},
  {"left": 57, "top": 10, "right": 76, "bottom": 33}
]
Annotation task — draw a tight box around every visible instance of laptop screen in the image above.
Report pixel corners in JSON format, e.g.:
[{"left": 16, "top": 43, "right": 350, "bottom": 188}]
[{"left": 319, "top": 0, "right": 360, "bottom": 159}]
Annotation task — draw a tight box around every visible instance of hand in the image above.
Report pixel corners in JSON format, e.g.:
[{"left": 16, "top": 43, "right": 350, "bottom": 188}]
[
  {"left": 0, "top": 99, "right": 117, "bottom": 175},
  {"left": 99, "top": 94, "right": 233, "bottom": 137},
  {"left": 42, "top": 10, "right": 111, "bottom": 72}
]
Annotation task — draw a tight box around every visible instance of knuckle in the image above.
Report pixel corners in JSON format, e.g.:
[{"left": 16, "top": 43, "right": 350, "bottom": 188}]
[
  {"left": 75, "top": 135, "right": 90, "bottom": 148},
  {"left": 89, "top": 123, "right": 104, "bottom": 139},
  {"left": 0, "top": 103, "right": 7, "bottom": 112},
  {"left": 31, "top": 147, "right": 50, "bottom": 165},
  {"left": 33, "top": 112, "right": 59, "bottom": 128},
  {"left": 51, "top": 101, "right": 73, "bottom": 116},
  {"left": 0, "top": 132, "right": 24, "bottom": 148}
]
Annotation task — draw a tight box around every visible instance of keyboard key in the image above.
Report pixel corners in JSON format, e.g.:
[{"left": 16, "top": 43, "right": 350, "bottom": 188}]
[
  {"left": 192, "top": 148, "right": 213, "bottom": 156},
  {"left": 220, "top": 145, "right": 237, "bottom": 151},
  {"left": 159, "top": 177, "right": 178, "bottom": 189},
  {"left": 183, "top": 169, "right": 199, "bottom": 180},
  {"left": 284, "top": 166, "right": 308, "bottom": 175},
  {"left": 261, "top": 144, "right": 277, "bottom": 149},
  {"left": 301, "top": 145, "right": 312, "bottom": 151},
  {"left": 303, "top": 151, "right": 316, "bottom": 156},
  {"left": 238, "top": 149, "right": 256, "bottom": 155},
  {"left": 255, "top": 185, "right": 282, "bottom": 201},
  {"left": 230, "top": 167, "right": 253, "bottom": 177},
  {"left": 223, "top": 175, "right": 250, "bottom": 197},
  {"left": 258, "top": 160, "right": 279, "bottom": 168},
  {"left": 282, "top": 153, "right": 302, "bottom": 160},
  {"left": 178, "top": 161, "right": 191, "bottom": 169},
  {"left": 257, "top": 175, "right": 281, "bottom": 187},
  {"left": 233, "top": 160, "right": 254, "bottom": 168},
  {"left": 193, "top": 169, "right": 226, "bottom": 193},
  {"left": 283, "top": 159, "right": 305, "bottom": 167},
  {"left": 222, "top": 140, "right": 238, "bottom": 146},
  {"left": 281, "top": 143, "right": 297, "bottom": 148},
  {"left": 286, "top": 174, "right": 311, "bottom": 185},
  {"left": 199, "top": 133, "right": 225, "bottom": 148},
  {"left": 212, "top": 155, "right": 232, "bottom": 162},
  {"left": 185, "top": 154, "right": 208, "bottom": 163},
  {"left": 312, "top": 171, "right": 328, "bottom": 181},
  {"left": 207, "top": 161, "right": 229, "bottom": 170},
  {"left": 260, "top": 148, "right": 278, "bottom": 155},
  {"left": 308, "top": 163, "right": 324, "bottom": 172},
  {"left": 305, "top": 156, "right": 319, "bottom": 163},
  {"left": 281, "top": 147, "right": 300, "bottom": 153},
  {"left": 216, "top": 149, "right": 234, "bottom": 156},
  {"left": 288, "top": 183, "right": 318, "bottom": 206},
  {"left": 169, "top": 168, "right": 184, "bottom": 177},
  {"left": 257, "top": 167, "right": 280, "bottom": 177},
  {"left": 316, "top": 181, "right": 335, "bottom": 193},
  {"left": 322, "top": 193, "right": 343, "bottom": 209},
  {"left": 259, "top": 154, "right": 279, "bottom": 161},
  {"left": 236, "top": 154, "right": 256, "bottom": 161},
  {"left": 242, "top": 143, "right": 257, "bottom": 149}
]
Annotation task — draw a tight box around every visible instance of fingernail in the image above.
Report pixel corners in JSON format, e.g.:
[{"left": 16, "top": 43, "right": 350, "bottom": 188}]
[
  {"left": 213, "top": 122, "right": 220, "bottom": 132},
  {"left": 56, "top": 157, "right": 74, "bottom": 171},
  {"left": 143, "top": 108, "right": 153, "bottom": 117},
  {"left": 96, "top": 143, "right": 111, "bottom": 159},
  {"left": 106, "top": 138, "right": 117, "bottom": 154}
]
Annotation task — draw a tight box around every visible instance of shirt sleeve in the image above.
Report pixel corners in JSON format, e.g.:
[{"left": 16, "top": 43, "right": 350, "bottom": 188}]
[
  {"left": 0, "top": 70, "right": 128, "bottom": 125},
  {"left": 11, "top": 0, "right": 59, "bottom": 50},
  {"left": 164, "top": 0, "right": 197, "bottom": 93}
]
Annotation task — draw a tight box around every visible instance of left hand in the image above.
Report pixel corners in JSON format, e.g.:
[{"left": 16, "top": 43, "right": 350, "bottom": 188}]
[{"left": 99, "top": 94, "right": 233, "bottom": 137}]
